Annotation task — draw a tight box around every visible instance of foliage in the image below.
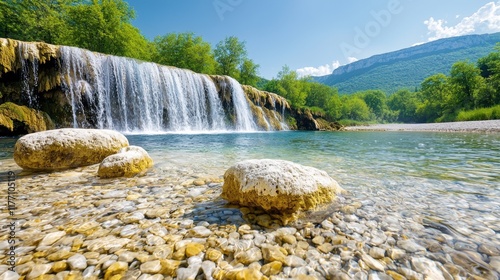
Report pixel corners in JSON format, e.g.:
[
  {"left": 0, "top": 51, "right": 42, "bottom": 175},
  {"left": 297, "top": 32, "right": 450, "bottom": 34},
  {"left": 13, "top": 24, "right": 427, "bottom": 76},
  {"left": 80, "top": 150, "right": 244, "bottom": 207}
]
[
  {"left": 152, "top": 32, "right": 217, "bottom": 74},
  {"left": 214, "top": 36, "right": 247, "bottom": 79},
  {"left": 449, "top": 61, "right": 485, "bottom": 111},
  {"left": 387, "top": 89, "right": 419, "bottom": 122},
  {"left": 455, "top": 105, "right": 500, "bottom": 121},
  {"left": 340, "top": 95, "right": 371, "bottom": 121},
  {"left": 239, "top": 59, "right": 260, "bottom": 87},
  {"left": 0, "top": 0, "right": 152, "bottom": 61}
]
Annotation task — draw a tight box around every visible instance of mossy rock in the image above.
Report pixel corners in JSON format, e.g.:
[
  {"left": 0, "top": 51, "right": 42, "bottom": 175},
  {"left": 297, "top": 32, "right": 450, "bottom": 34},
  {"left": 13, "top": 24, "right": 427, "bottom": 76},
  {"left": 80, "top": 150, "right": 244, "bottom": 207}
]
[
  {"left": 221, "top": 159, "right": 345, "bottom": 223},
  {"left": 0, "top": 102, "right": 55, "bottom": 134},
  {"left": 14, "top": 128, "right": 129, "bottom": 170},
  {"left": 98, "top": 146, "right": 154, "bottom": 178},
  {"left": 0, "top": 38, "right": 19, "bottom": 76}
]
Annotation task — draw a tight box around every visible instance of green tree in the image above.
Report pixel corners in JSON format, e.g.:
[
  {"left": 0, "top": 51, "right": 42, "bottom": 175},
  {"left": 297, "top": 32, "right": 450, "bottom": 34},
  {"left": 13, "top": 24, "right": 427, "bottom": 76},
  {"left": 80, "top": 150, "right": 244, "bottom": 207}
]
[
  {"left": 361, "top": 90, "right": 388, "bottom": 120},
  {"left": 0, "top": 0, "right": 69, "bottom": 43},
  {"left": 214, "top": 36, "right": 247, "bottom": 78},
  {"left": 449, "top": 61, "right": 485, "bottom": 111},
  {"left": 152, "top": 32, "right": 217, "bottom": 74},
  {"left": 387, "top": 89, "right": 419, "bottom": 122},
  {"left": 62, "top": 0, "right": 151, "bottom": 60},
  {"left": 341, "top": 95, "right": 371, "bottom": 121},
  {"left": 239, "top": 59, "right": 259, "bottom": 86},
  {"left": 268, "top": 66, "right": 307, "bottom": 107},
  {"left": 416, "top": 73, "right": 451, "bottom": 122}
]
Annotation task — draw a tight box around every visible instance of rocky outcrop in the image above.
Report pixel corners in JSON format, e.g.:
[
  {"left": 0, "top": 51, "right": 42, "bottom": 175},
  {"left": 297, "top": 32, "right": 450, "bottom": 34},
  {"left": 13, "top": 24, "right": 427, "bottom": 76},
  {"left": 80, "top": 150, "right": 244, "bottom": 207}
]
[
  {"left": 98, "top": 146, "right": 154, "bottom": 178},
  {"left": 243, "top": 85, "right": 291, "bottom": 131},
  {"left": 221, "top": 159, "right": 345, "bottom": 222},
  {"left": 1, "top": 38, "right": 339, "bottom": 134},
  {"left": 0, "top": 102, "right": 55, "bottom": 135},
  {"left": 14, "top": 128, "right": 129, "bottom": 170}
]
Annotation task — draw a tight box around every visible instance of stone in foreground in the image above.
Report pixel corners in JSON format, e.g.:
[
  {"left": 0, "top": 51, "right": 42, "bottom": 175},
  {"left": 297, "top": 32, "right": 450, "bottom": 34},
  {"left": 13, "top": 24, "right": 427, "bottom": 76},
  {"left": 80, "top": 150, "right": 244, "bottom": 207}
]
[
  {"left": 14, "top": 128, "right": 129, "bottom": 170},
  {"left": 98, "top": 146, "right": 153, "bottom": 178},
  {"left": 221, "top": 159, "right": 344, "bottom": 217}
]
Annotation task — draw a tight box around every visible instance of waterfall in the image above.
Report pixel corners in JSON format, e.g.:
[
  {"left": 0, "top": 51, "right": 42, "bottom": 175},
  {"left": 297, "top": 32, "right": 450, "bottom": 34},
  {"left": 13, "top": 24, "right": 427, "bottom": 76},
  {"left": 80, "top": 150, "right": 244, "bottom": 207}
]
[
  {"left": 18, "top": 42, "right": 39, "bottom": 108},
  {"left": 225, "top": 77, "right": 258, "bottom": 131},
  {"left": 57, "top": 46, "right": 256, "bottom": 133}
]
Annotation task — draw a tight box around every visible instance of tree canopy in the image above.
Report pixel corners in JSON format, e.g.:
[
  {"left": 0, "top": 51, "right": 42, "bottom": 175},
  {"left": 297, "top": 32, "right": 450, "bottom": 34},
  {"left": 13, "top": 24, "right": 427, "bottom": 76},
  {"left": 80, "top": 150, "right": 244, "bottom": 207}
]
[{"left": 152, "top": 32, "right": 217, "bottom": 74}]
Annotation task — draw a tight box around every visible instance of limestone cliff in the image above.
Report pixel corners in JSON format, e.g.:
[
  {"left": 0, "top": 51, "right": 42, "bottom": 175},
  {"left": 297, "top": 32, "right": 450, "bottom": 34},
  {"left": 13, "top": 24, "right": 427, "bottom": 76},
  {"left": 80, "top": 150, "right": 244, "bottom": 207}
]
[{"left": 0, "top": 38, "right": 338, "bottom": 134}]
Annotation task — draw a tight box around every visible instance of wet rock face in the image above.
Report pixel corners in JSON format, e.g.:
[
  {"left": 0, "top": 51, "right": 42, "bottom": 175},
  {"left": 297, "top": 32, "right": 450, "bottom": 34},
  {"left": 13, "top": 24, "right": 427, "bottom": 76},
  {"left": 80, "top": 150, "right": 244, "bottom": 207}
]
[
  {"left": 98, "top": 145, "right": 154, "bottom": 178},
  {"left": 13, "top": 128, "right": 129, "bottom": 170},
  {"left": 221, "top": 159, "right": 345, "bottom": 221}
]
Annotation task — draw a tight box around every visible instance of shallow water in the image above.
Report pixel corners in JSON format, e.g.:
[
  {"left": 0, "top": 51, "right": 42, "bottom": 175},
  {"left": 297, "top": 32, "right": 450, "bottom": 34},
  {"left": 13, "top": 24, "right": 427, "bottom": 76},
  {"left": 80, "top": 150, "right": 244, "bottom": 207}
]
[
  {"left": 125, "top": 131, "right": 500, "bottom": 246},
  {"left": 1, "top": 131, "right": 499, "bottom": 277}
]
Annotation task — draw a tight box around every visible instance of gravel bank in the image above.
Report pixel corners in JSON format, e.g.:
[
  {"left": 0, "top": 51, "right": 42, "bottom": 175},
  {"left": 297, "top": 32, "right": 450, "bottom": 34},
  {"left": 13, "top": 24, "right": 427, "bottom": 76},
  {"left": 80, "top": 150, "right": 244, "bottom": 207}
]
[{"left": 345, "top": 119, "right": 500, "bottom": 132}]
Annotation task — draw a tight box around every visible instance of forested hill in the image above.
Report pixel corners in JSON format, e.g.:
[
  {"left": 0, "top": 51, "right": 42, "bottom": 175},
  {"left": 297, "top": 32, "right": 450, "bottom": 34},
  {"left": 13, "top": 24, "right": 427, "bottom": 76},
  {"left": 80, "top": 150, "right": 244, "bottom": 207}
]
[{"left": 315, "top": 32, "right": 500, "bottom": 94}]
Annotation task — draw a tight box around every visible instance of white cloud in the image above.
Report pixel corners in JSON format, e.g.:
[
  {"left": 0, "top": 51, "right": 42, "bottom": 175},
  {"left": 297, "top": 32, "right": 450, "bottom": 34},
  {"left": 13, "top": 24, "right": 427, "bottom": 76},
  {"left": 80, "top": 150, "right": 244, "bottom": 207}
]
[
  {"left": 296, "top": 60, "right": 341, "bottom": 77},
  {"left": 424, "top": 2, "right": 500, "bottom": 41},
  {"left": 347, "top": 57, "right": 359, "bottom": 63}
]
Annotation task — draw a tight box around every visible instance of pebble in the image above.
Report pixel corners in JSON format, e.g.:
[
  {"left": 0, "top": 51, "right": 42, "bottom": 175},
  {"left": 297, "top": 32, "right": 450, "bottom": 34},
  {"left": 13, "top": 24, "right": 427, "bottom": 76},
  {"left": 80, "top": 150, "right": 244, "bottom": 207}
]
[
  {"left": 397, "top": 240, "right": 426, "bottom": 253},
  {"left": 67, "top": 253, "right": 87, "bottom": 270},
  {"left": 2, "top": 160, "right": 498, "bottom": 280},
  {"left": 38, "top": 231, "right": 66, "bottom": 247},
  {"left": 26, "top": 263, "right": 52, "bottom": 279},
  {"left": 140, "top": 260, "right": 162, "bottom": 274}
]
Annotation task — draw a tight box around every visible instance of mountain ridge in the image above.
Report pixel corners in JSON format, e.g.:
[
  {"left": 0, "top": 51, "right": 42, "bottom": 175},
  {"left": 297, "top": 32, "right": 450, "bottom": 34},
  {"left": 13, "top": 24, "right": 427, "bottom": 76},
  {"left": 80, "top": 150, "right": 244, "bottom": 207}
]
[{"left": 315, "top": 32, "right": 500, "bottom": 94}]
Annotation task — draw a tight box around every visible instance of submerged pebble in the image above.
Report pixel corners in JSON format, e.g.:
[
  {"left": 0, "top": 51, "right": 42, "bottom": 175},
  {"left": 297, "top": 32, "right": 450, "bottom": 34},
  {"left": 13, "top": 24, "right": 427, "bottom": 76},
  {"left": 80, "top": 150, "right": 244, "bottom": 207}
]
[{"left": 0, "top": 157, "right": 497, "bottom": 280}]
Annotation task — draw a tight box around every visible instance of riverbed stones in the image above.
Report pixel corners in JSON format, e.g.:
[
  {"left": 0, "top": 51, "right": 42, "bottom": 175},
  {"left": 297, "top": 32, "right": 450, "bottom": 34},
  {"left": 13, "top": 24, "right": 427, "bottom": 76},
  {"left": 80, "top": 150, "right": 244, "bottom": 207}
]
[
  {"left": 98, "top": 145, "right": 153, "bottom": 178},
  {"left": 14, "top": 128, "right": 129, "bottom": 170},
  {"left": 221, "top": 159, "right": 344, "bottom": 219}
]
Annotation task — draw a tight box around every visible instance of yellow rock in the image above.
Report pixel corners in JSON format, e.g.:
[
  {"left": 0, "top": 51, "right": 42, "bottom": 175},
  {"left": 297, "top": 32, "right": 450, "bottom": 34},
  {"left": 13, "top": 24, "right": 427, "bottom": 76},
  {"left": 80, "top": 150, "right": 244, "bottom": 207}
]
[
  {"left": 47, "top": 250, "right": 74, "bottom": 261},
  {"left": 223, "top": 268, "right": 265, "bottom": 280},
  {"left": 386, "top": 270, "right": 406, "bottom": 280},
  {"left": 104, "top": 262, "right": 128, "bottom": 280},
  {"left": 159, "top": 259, "right": 181, "bottom": 277},
  {"left": 185, "top": 243, "right": 205, "bottom": 257},
  {"left": 221, "top": 159, "right": 345, "bottom": 222},
  {"left": 52, "top": 261, "right": 68, "bottom": 273},
  {"left": 14, "top": 128, "right": 129, "bottom": 171},
  {"left": 0, "top": 38, "right": 18, "bottom": 75},
  {"left": 261, "top": 261, "right": 282, "bottom": 276},
  {"left": 98, "top": 146, "right": 153, "bottom": 178},
  {"left": 0, "top": 102, "right": 54, "bottom": 133},
  {"left": 261, "top": 245, "right": 287, "bottom": 263},
  {"left": 206, "top": 248, "right": 223, "bottom": 262}
]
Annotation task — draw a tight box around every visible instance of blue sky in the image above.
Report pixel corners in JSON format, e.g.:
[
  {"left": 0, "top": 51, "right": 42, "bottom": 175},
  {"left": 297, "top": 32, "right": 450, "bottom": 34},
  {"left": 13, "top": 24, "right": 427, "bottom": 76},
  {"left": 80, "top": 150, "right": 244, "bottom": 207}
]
[{"left": 125, "top": 0, "right": 500, "bottom": 79}]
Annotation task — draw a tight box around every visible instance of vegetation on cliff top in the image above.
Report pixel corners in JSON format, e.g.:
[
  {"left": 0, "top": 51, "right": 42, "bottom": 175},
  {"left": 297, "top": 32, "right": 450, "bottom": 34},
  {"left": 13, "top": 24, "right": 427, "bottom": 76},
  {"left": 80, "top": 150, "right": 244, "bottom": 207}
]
[{"left": 0, "top": 0, "right": 260, "bottom": 87}]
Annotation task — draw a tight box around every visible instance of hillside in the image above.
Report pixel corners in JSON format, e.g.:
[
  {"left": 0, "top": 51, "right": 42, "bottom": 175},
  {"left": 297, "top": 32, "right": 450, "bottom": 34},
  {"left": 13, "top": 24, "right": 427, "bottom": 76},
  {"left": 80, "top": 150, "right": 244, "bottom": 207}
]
[{"left": 315, "top": 32, "right": 500, "bottom": 94}]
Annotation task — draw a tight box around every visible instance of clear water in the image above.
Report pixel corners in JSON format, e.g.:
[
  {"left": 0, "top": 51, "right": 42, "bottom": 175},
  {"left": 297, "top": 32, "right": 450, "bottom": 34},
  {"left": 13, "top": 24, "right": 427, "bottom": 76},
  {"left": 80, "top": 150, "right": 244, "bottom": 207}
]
[
  {"left": 123, "top": 131, "right": 500, "bottom": 249},
  {"left": 1, "top": 131, "right": 499, "bottom": 259}
]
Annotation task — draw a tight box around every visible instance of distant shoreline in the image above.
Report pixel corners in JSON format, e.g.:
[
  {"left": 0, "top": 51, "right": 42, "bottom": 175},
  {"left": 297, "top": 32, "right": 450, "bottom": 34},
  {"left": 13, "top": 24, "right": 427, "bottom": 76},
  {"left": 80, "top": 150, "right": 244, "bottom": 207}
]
[{"left": 344, "top": 120, "right": 500, "bottom": 133}]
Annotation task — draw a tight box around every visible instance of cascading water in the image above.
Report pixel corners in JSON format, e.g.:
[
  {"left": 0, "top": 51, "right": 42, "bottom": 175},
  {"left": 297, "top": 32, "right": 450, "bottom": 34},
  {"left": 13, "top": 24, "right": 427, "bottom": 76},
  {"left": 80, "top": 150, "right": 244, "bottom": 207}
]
[
  {"left": 225, "top": 77, "right": 258, "bottom": 131},
  {"left": 58, "top": 46, "right": 253, "bottom": 133},
  {"left": 18, "top": 42, "right": 39, "bottom": 108}
]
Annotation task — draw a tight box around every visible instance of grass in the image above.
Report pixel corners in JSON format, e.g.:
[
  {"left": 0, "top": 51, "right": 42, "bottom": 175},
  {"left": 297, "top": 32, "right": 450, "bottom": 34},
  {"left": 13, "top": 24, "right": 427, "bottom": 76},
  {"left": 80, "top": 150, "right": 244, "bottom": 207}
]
[{"left": 455, "top": 105, "right": 500, "bottom": 121}]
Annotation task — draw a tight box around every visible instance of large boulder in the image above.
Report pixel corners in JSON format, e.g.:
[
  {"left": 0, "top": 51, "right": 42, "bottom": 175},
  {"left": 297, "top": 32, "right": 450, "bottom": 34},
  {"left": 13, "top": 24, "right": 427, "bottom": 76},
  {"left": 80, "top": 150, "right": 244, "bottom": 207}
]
[
  {"left": 14, "top": 128, "right": 129, "bottom": 170},
  {"left": 221, "top": 159, "right": 345, "bottom": 216},
  {"left": 98, "top": 146, "right": 153, "bottom": 178}
]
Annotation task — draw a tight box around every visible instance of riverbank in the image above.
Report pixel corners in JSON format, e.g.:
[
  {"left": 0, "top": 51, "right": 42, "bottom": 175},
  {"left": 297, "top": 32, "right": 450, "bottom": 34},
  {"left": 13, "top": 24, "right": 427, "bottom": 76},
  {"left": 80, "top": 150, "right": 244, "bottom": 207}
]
[{"left": 345, "top": 119, "right": 500, "bottom": 132}]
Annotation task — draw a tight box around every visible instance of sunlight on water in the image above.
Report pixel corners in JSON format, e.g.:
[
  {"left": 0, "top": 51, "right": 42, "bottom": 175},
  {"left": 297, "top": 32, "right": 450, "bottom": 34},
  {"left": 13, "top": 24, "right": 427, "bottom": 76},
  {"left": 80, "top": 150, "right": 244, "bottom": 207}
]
[{"left": 1, "top": 130, "right": 499, "bottom": 275}]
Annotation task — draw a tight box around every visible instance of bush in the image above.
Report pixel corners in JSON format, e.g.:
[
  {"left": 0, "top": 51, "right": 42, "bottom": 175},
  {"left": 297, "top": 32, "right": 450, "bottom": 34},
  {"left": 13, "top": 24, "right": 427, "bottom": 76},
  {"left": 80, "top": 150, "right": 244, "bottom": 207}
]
[{"left": 456, "top": 105, "right": 500, "bottom": 121}]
